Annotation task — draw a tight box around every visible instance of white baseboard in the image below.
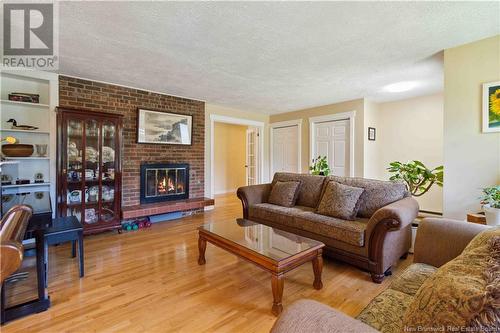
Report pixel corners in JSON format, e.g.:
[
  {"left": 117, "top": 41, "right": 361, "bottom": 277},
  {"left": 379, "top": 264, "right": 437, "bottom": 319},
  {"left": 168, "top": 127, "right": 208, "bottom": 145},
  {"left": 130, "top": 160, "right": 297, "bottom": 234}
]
[{"left": 214, "top": 188, "right": 238, "bottom": 195}]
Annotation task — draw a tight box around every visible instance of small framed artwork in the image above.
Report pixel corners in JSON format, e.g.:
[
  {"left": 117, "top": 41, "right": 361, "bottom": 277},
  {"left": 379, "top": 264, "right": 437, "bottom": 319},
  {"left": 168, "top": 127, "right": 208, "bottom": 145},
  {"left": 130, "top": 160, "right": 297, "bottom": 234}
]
[
  {"left": 137, "top": 108, "right": 192, "bottom": 145},
  {"left": 368, "top": 127, "right": 376, "bottom": 141},
  {"left": 483, "top": 81, "right": 500, "bottom": 133}
]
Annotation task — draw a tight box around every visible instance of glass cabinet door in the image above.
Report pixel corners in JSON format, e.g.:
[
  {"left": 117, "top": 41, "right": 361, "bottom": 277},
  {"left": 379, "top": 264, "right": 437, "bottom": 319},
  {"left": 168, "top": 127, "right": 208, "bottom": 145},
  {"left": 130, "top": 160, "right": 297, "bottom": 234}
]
[
  {"left": 84, "top": 119, "right": 100, "bottom": 225},
  {"left": 65, "top": 118, "right": 84, "bottom": 223},
  {"left": 100, "top": 120, "right": 118, "bottom": 224}
]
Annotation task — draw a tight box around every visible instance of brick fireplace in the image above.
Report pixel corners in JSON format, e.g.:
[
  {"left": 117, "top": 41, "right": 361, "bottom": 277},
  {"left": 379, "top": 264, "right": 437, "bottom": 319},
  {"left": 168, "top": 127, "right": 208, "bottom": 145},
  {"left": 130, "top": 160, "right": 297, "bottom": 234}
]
[{"left": 59, "top": 76, "right": 207, "bottom": 215}]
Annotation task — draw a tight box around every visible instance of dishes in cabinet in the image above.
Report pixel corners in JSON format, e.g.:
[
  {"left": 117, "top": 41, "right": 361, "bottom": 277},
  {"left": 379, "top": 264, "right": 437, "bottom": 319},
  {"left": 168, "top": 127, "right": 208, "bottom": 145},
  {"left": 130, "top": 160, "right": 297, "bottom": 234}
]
[
  {"left": 67, "top": 190, "right": 81, "bottom": 203},
  {"left": 85, "top": 169, "right": 95, "bottom": 180},
  {"left": 103, "top": 168, "right": 115, "bottom": 180},
  {"left": 102, "top": 146, "right": 115, "bottom": 163},
  {"left": 68, "top": 141, "right": 80, "bottom": 161},
  {"left": 85, "top": 208, "right": 97, "bottom": 224},
  {"left": 86, "top": 186, "right": 99, "bottom": 202},
  {"left": 85, "top": 147, "right": 98, "bottom": 163},
  {"left": 102, "top": 186, "right": 114, "bottom": 201}
]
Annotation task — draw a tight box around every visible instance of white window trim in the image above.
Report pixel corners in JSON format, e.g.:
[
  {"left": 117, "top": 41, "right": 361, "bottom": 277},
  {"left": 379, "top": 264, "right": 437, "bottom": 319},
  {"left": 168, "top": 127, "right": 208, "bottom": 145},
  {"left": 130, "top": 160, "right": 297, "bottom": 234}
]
[
  {"left": 309, "top": 111, "right": 356, "bottom": 177},
  {"left": 209, "top": 114, "right": 265, "bottom": 199},
  {"left": 269, "top": 119, "right": 303, "bottom": 176}
]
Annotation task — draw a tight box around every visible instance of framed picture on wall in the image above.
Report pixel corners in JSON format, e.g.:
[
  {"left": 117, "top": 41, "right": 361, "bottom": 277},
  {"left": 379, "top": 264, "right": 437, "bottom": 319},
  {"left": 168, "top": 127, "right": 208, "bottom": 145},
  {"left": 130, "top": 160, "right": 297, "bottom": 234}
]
[
  {"left": 137, "top": 108, "right": 192, "bottom": 145},
  {"left": 368, "top": 127, "right": 376, "bottom": 141},
  {"left": 482, "top": 81, "right": 500, "bottom": 133}
]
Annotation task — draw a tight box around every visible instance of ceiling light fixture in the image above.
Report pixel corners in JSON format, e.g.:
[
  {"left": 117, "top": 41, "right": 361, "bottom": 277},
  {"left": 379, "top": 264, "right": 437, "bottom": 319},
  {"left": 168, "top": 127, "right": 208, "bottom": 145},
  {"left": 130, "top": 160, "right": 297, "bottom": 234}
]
[{"left": 383, "top": 81, "right": 419, "bottom": 93}]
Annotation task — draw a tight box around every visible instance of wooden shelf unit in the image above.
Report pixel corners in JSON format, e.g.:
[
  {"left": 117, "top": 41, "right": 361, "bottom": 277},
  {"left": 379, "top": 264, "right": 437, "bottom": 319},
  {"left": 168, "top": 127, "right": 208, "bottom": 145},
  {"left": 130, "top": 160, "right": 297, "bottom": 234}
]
[{"left": 0, "top": 70, "right": 58, "bottom": 218}]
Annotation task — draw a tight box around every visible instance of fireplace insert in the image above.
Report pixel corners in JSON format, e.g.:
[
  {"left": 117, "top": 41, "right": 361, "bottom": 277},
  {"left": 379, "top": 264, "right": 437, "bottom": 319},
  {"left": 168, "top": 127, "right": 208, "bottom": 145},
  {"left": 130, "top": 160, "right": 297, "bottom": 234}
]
[{"left": 140, "top": 163, "right": 189, "bottom": 204}]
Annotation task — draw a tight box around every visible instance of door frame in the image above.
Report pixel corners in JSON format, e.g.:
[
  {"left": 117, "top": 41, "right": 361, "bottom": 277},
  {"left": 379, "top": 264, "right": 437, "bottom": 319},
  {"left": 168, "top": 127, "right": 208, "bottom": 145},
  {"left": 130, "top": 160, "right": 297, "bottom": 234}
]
[
  {"left": 269, "top": 119, "right": 302, "bottom": 176},
  {"left": 209, "top": 114, "right": 265, "bottom": 199},
  {"left": 309, "top": 111, "right": 356, "bottom": 177}
]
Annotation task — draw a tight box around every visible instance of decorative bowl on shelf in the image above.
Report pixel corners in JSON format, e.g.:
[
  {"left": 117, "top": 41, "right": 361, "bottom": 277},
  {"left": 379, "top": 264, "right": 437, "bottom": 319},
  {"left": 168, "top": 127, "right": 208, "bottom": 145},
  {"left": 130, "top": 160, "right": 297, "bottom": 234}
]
[{"left": 1, "top": 144, "right": 34, "bottom": 157}]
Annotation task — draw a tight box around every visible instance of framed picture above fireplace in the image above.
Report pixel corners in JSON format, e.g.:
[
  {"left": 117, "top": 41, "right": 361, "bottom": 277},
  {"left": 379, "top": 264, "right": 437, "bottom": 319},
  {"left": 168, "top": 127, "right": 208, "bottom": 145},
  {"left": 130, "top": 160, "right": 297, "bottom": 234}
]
[{"left": 137, "top": 108, "right": 192, "bottom": 145}]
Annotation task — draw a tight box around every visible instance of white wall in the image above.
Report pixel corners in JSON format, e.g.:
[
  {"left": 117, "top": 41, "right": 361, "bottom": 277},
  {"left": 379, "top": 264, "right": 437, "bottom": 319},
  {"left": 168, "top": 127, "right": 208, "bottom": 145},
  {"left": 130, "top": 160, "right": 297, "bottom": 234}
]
[
  {"left": 365, "top": 94, "right": 444, "bottom": 213},
  {"left": 443, "top": 35, "right": 500, "bottom": 219}
]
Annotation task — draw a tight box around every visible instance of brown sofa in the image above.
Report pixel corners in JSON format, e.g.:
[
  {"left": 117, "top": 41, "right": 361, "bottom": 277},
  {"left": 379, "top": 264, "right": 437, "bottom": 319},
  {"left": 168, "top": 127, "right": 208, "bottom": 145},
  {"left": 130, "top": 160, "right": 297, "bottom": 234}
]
[
  {"left": 270, "top": 218, "right": 497, "bottom": 333},
  {"left": 237, "top": 172, "right": 419, "bottom": 283}
]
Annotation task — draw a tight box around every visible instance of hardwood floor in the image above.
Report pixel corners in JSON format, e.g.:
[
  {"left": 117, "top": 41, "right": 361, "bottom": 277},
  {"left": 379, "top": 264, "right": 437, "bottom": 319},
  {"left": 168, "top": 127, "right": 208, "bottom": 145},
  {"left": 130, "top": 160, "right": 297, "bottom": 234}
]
[{"left": 3, "top": 193, "right": 411, "bottom": 332}]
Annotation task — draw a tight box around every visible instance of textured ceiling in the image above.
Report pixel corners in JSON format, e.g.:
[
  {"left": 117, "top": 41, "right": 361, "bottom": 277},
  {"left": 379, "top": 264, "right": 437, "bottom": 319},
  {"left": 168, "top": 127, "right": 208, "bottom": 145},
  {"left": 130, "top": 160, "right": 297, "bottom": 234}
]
[{"left": 58, "top": 1, "right": 500, "bottom": 114}]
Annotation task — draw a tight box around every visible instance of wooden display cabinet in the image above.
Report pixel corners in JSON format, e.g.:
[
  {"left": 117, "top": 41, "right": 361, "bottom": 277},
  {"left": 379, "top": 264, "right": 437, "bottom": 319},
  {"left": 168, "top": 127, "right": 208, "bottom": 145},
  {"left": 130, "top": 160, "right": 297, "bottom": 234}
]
[{"left": 56, "top": 107, "right": 122, "bottom": 234}]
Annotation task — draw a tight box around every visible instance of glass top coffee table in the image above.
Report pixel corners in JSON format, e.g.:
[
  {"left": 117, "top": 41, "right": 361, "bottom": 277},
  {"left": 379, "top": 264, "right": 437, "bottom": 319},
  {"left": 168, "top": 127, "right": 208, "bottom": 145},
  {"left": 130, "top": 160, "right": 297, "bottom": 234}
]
[{"left": 198, "top": 218, "right": 325, "bottom": 315}]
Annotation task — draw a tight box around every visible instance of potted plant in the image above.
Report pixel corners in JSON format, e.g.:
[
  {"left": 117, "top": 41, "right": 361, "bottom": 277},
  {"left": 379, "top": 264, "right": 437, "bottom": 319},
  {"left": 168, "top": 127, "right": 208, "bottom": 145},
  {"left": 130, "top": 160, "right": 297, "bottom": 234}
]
[
  {"left": 309, "top": 156, "right": 330, "bottom": 176},
  {"left": 387, "top": 160, "right": 443, "bottom": 197},
  {"left": 480, "top": 186, "right": 500, "bottom": 226}
]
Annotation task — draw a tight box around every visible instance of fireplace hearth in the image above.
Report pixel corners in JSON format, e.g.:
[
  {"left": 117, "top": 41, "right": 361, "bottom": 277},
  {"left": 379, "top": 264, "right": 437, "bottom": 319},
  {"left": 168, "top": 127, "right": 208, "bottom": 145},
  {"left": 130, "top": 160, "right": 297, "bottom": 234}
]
[{"left": 140, "top": 163, "right": 189, "bottom": 204}]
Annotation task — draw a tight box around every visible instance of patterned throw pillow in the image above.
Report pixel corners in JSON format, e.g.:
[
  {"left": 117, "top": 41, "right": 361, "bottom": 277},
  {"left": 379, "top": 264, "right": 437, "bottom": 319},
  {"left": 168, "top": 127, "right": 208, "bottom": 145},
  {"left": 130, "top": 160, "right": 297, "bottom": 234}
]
[
  {"left": 316, "top": 181, "right": 364, "bottom": 220},
  {"left": 267, "top": 181, "right": 301, "bottom": 207},
  {"left": 402, "top": 228, "right": 500, "bottom": 332}
]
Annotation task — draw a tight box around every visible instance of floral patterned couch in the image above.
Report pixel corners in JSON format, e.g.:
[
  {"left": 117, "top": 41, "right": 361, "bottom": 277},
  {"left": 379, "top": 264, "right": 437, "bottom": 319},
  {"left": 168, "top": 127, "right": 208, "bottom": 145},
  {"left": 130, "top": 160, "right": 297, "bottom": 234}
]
[{"left": 270, "top": 218, "right": 499, "bottom": 333}]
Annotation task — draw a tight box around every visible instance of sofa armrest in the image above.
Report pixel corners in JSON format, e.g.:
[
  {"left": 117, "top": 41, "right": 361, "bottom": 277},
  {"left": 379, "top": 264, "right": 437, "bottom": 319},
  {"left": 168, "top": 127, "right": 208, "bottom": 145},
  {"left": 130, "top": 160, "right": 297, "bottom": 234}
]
[
  {"left": 367, "top": 196, "right": 419, "bottom": 236},
  {"left": 270, "top": 300, "right": 378, "bottom": 333},
  {"left": 366, "top": 196, "right": 419, "bottom": 282},
  {"left": 413, "top": 217, "right": 487, "bottom": 268},
  {"left": 236, "top": 183, "right": 272, "bottom": 219}
]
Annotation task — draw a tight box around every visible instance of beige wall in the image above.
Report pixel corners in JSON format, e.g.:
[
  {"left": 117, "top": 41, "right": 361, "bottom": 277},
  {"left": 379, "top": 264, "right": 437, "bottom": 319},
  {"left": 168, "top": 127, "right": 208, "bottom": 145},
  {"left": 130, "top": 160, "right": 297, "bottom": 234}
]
[
  {"left": 205, "top": 103, "right": 270, "bottom": 197},
  {"left": 365, "top": 94, "right": 444, "bottom": 213},
  {"left": 443, "top": 35, "right": 500, "bottom": 219},
  {"left": 363, "top": 99, "right": 380, "bottom": 179},
  {"left": 270, "top": 99, "right": 365, "bottom": 176},
  {"left": 213, "top": 122, "right": 247, "bottom": 194}
]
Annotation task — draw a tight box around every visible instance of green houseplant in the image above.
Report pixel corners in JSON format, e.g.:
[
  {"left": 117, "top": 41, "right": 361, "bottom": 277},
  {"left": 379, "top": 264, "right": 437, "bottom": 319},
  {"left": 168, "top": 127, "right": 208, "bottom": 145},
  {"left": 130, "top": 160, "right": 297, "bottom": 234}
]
[
  {"left": 387, "top": 160, "right": 443, "bottom": 197},
  {"left": 480, "top": 185, "right": 500, "bottom": 226},
  {"left": 309, "top": 156, "right": 330, "bottom": 176}
]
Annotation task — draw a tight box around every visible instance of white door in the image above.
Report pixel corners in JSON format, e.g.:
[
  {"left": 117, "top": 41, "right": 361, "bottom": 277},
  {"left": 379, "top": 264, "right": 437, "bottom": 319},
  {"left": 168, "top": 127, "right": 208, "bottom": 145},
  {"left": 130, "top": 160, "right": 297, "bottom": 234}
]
[
  {"left": 271, "top": 125, "right": 300, "bottom": 176},
  {"left": 246, "top": 128, "right": 259, "bottom": 185},
  {"left": 313, "top": 120, "right": 349, "bottom": 176}
]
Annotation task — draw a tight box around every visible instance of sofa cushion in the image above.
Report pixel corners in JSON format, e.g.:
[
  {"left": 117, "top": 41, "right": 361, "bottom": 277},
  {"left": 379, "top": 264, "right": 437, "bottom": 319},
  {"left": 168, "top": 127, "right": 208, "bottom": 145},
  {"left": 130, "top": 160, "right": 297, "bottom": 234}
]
[
  {"left": 272, "top": 173, "right": 326, "bottom": 208},
  {"left": 317, "top": 181, "right": 364, "bottom": 220},
  {"left": 268, "top": 181, "right": 301, "bottom": 207},
  {"left": 403, "top": 228, "right": 500, "bottom": 331},
  {"left": 248, "top": 203, "right": 315, "bottom": 225},
  {"left": 295, "top": 212, "right": 368, "bottom": 246},
  {"left": 328, "top": 176, "right": 408, "bottom": 218},
  {"left": 356, "top": 289, "right": 414, "bottom": 333},
  {"left": 249, "top": 203, "right": 368, "bottom": 247},
  {"left": 390, "top": 263, "right": 437, "bottom": 296}
]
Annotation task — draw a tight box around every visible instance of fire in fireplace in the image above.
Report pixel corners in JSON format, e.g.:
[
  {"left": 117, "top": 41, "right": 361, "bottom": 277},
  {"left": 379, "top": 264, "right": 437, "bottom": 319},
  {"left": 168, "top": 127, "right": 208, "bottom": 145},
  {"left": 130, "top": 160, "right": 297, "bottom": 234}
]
[{"left": 140, "top": 163, "right": 189, "bottom": 204}]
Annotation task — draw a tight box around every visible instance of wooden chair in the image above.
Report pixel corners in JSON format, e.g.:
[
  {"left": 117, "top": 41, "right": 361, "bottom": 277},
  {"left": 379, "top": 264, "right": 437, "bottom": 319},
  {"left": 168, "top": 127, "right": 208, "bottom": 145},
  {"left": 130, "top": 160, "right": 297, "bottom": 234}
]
[{"left": 0, "top": 205, "right": 33, "bottom": 285}]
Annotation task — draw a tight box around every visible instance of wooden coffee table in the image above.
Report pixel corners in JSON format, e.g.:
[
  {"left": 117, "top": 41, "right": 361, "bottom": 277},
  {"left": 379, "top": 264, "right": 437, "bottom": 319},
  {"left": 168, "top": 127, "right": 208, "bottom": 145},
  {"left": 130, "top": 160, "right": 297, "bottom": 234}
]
[{"left": 197, "top": 219, "right": 325, "bottom": 315}]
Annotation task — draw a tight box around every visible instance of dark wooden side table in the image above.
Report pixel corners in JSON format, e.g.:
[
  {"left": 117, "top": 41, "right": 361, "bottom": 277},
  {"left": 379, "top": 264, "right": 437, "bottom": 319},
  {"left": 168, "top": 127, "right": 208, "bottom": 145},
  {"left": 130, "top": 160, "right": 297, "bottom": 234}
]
[{"left": 41, "top": 216, "right": 84, "bottom": 284}]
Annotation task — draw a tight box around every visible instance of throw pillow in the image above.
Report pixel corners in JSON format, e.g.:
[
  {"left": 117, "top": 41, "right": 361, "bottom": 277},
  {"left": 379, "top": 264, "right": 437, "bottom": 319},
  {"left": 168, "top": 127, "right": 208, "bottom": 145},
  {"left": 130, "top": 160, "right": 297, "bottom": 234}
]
[
  {"left": 316, "top": 181, "right": 364, "bottom": 220},
  {"left": 268, "top": 181, "right": 301, "bottom": 207},
  {"left": 326, "top": 176, "right": 408, "bottom": 217},
  {"left": 402, "top": 228, "right": 500, "bottom": 332}
]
